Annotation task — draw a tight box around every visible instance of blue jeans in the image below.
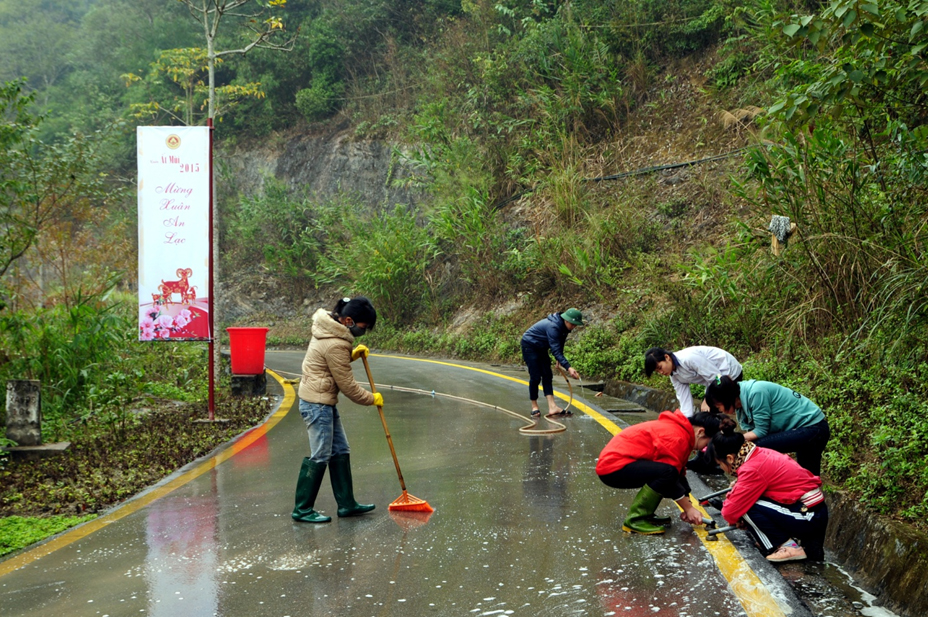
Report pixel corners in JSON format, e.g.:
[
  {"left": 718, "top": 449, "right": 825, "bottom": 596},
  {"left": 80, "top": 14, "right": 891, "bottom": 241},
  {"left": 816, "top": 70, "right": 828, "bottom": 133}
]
[{"left": 299, "top": 399, "right": 350, "bottom": 464}]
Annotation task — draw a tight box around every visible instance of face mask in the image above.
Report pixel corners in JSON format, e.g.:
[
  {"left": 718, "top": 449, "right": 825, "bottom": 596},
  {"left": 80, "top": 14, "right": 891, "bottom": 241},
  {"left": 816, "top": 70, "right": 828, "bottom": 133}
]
[{"left": 348, "top": 324, "right": 367, "bottom": 337}]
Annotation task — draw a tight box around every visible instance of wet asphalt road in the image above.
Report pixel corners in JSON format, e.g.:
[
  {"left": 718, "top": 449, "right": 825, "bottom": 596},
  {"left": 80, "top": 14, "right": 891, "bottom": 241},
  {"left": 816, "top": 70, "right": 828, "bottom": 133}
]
[{"left": 1, "top": 352, "right": 814, "bottom": 617}]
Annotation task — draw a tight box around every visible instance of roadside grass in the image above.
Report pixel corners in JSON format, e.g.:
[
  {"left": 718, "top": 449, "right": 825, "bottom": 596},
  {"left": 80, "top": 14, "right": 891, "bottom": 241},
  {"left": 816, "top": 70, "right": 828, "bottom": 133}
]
[
  {"left": 0, "top": 395, "right": 272, "bottom": 556},
  {"left": 0, "top": 514, "right": 97, "bottom": 557}
]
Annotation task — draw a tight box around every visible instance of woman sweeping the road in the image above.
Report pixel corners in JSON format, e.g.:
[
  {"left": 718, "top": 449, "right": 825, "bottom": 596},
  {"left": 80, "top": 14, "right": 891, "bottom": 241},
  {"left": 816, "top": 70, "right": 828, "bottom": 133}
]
[
  {"left": 595, "top": 411, "right": 726, "bottom": 535},
  {"left": 292, "top": 296, "right": 383, "bottom": 523},
  {"left": 711, "top": 416, "right": 829, "bottom": 562},
  {"left": 704, "top": 376, "right": 830, "bottom": 475}
]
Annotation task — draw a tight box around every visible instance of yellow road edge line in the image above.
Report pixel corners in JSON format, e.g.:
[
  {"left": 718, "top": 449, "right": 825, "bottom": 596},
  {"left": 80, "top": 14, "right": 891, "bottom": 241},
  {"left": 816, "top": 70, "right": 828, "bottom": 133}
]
[
  {"left": 0, "top": 370, "right": 296, "bottom": 579},
  {"left": 374, "top": 353, "right": 787, "bottom": 617}
]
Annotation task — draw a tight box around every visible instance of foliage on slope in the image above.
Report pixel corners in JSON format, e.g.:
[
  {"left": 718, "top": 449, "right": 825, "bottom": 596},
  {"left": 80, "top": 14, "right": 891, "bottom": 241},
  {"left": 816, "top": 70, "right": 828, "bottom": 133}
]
[
  {"left": 1, "top": 0, "right": 927, "bottom": 528},
  {"left": 225, "top": 0, "right": 928, "bottom": 528}
]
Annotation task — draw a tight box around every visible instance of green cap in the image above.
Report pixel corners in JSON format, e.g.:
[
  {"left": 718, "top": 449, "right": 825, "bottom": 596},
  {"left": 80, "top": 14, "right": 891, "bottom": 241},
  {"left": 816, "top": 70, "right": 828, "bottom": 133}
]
[{"left": 561, "top": 308, "right": 584, "bottom": 326}]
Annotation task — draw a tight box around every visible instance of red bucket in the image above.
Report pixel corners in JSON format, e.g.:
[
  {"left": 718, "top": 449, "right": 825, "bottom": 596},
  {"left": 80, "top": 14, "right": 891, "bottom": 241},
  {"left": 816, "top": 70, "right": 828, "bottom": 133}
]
[{"left": 226, "top": 327, "right": 269, "bottom": 375}]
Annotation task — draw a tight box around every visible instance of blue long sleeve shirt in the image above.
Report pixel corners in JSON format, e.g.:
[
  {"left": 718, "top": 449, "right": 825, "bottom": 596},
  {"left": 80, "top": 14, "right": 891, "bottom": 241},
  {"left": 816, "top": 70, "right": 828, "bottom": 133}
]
[{"left": 521, "top": 313, "right": 572, "bottom": 369}]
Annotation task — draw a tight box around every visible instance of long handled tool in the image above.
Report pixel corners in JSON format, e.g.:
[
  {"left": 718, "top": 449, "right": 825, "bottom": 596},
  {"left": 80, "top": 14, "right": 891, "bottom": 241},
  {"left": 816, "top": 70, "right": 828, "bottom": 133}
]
[
  {"left": 698, "top": 516, "right": 739, "bottom": 541},
  {"left": 548, "top": 364, "right": 574, "bottom": 417},
  {"left": 698, "top": 486, "right": 732, "bottom": 511},
  {"left": 697, "top": 486, "right": 733, "bottom": 503},
  {"left": 706, "top": 524, "right": 738, "bottom": 541},
  {"left": 361, "top": 356, "right": 434, "bottom": 513}
]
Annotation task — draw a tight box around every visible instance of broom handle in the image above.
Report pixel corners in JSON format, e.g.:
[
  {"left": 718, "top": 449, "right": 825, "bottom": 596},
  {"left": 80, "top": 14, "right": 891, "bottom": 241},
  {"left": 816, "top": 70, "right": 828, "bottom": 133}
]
[{"left": 361, "top": 355, "right": 408, "bottom": 492}]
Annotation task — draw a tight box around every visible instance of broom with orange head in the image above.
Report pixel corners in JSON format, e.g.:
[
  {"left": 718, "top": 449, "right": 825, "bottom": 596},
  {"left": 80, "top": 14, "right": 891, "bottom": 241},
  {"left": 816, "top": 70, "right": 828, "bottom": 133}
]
[{"left": 361, "top": 356, "right": 434, "bottom": 513}]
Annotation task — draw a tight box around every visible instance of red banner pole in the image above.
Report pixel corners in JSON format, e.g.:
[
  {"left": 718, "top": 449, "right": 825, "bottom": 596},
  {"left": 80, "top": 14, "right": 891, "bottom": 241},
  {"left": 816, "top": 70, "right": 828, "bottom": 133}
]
[{"left": 207, "top": 118, "right": 215, "bottom": 421}]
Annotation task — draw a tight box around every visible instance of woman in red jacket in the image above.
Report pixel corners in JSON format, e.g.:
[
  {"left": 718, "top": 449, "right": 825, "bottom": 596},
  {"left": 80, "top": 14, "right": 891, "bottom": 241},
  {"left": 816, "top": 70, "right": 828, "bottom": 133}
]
[
  {"left": 711, "top": 416, "right": 828, "bottom": 562},
  {"left": 596, "top": 411, "right": 725, "bottom": 535}
]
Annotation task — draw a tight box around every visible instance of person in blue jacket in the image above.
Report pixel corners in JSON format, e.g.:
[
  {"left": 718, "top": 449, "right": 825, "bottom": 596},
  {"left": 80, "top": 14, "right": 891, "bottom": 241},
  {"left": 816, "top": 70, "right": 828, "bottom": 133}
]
[{"left": 521, "top": 308, "right": 583, "bottom": 417}]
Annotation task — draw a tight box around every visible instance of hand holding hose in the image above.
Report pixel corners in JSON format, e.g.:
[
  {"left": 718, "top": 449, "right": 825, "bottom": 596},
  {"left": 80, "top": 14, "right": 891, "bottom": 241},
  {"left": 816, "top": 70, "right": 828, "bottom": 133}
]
[
  {"left": 371, "top": 392, "right": 383, "bottom": 407},
  {"left": 557, "top": 363, "right": 580, "bottom": 381}
]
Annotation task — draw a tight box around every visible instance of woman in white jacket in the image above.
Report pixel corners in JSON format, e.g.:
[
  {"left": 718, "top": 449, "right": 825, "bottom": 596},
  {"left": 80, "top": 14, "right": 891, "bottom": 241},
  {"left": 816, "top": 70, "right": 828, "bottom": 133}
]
[
  {"left": 644, "top": 346, "right": 743, "bottom": 417},
  {"left": 645, "top": 346, "right": 743, "bottom": 474}
]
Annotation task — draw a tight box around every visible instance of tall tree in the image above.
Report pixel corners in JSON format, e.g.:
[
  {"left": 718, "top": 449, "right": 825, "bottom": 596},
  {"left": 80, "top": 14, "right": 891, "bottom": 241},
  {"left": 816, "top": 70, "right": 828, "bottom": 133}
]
[
  {"left": 0, "top": 13, "right": 75, "bottom": 103},
  {"left": 175, "top": 0, "right": 295, "bottom": 121},
  {"left": 0, "top": 80, "right": 112, "bottom": 292},
  {"left": 173, "top": 1, "right": 294, "bottom": 417},
  {"left": 122, "top": 48, "right": 264, "bottom": 126}
]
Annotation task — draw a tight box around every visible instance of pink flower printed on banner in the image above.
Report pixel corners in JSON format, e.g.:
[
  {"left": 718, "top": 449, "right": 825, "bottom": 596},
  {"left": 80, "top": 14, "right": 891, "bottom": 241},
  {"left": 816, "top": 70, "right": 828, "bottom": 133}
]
[
  {"left": 140, "top": 307, "right": 199, "bottom": 340},
  {"left": 173, "top": 309, "right": 192, "bottom": 329}
]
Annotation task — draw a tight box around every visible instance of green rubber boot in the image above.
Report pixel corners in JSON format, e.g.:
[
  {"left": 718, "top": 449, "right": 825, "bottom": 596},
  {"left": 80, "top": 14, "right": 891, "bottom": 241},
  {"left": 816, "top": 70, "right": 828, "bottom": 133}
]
[
  {"left": 646, "top": 514, "right": 673, "bottom": 526},
  {"left": 622, "top": 485, "right": 666, "bottom": 535},
  {"left": 329, "top": 453, "right": 376, "bottom": 518},
  {"left": 292, "top": 458, "right": 332, "bottom": 523}
]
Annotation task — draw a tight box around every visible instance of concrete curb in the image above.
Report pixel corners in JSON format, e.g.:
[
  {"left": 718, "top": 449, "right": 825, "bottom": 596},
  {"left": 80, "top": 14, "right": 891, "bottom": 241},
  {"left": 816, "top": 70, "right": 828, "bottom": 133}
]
[
  {"left": 825, "top": 491, "right": 928, "bottom": 617},
  {"left": 0, "top": 379, "right": 290, "bottom": 576},
  {"left": 604, "top": 378, "right": 679, "bottom": 414}
]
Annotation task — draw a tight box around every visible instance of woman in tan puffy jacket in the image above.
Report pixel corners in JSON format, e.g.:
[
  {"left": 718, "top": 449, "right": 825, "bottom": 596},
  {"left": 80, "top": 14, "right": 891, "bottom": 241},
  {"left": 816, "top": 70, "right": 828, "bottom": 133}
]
[{"left": 292, "top": 296, "right": 383, "bottom": 523}]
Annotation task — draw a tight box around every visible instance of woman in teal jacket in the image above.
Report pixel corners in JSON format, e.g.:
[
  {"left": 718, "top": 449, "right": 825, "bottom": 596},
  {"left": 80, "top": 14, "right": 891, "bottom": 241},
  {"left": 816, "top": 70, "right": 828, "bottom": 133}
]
[{"left": 704, "top": 376, "right": 830, "bottom": 475}]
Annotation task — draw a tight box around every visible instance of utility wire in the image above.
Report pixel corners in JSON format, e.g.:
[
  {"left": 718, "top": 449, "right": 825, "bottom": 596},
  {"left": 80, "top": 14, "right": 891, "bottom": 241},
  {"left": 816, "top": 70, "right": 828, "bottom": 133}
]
[
  {"left": 587, "top": 146, "right": 751, "bottom": 182},
  {"left": 492, "top": 145, "right": 752, "bottom": 210}
]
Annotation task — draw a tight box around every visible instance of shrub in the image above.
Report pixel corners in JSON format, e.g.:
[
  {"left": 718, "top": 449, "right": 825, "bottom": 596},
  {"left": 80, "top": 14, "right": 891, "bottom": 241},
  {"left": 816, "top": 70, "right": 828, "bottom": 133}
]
[
  {"left": 295, "top": 77, "right": 343, "bottom": 122},
  {"left": 0, "top": 291, "right": 208, "bottom": 441},
  {"left": 225, "top": 177, "right": 316, "bottom": 284},
  {"left": 312, "top": 204, "right": 439, "bottom": 325},
  {"left": 0, "top": 515, "right": 97, "bottom": 557},
  {"left": 568, "top": 325, "right": 644, "bottom": 382}
]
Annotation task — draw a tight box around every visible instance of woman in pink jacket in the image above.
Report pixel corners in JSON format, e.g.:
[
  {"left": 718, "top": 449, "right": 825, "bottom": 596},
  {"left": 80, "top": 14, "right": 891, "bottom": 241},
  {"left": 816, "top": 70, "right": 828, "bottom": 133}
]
[{"left": 711, "top": 416, "right": 829, "bottom": 562}]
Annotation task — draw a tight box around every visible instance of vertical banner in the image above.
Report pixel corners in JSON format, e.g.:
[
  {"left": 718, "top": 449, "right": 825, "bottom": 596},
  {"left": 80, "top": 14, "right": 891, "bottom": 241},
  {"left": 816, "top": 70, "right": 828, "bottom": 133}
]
[{"left": 137, "top": 126, "right": 210, "bottom": 341}]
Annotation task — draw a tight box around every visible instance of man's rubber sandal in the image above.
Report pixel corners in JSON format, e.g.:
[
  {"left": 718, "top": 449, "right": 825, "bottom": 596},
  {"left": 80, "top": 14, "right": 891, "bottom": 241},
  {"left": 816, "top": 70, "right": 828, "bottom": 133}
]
[
  {"left": 530, "top": 410, "right": 541, "bottom": 418},
  {"left": 546, "top": 408, "right": 572, "bottom": 417}
]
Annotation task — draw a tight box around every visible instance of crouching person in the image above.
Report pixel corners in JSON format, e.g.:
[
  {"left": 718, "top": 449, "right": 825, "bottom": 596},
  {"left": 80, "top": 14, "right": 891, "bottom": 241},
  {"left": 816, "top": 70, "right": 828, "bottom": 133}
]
[
  {"left": 596, "top": 411, "right": 724, "bottom": 534},
  {"left": 712, "top": 416, "right": 828, "bottom": 562}
]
